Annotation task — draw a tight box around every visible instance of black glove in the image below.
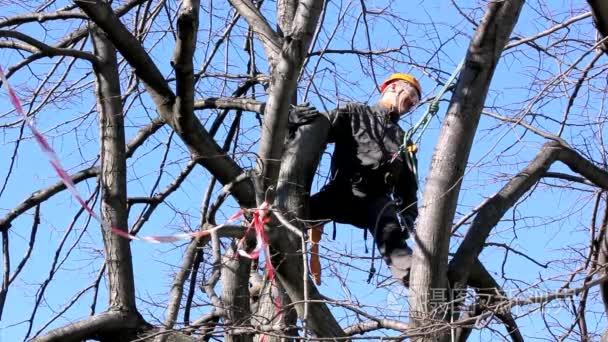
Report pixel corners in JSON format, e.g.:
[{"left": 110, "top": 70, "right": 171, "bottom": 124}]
[
  {"left": 290, "top": 102, "right": 319, "bottom": 122},
  {"left": 288, "top": 103, "right": 320, "bottom": 137}
]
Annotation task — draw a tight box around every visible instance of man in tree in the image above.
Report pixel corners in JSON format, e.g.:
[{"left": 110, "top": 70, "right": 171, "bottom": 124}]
[{"left": 307, "top": 74, "right": 422, "bottom": 287}]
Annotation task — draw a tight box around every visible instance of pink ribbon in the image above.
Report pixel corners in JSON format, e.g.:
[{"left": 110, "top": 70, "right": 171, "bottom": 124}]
[
  {"left": 237, "top": 202, "right": 276, "bottom": 281},
  {"left": 0, "top": 65, "right": 241, "bottom": 243},
  {"left": 2, "top": 64, "right": 283, "bottom": 325}
]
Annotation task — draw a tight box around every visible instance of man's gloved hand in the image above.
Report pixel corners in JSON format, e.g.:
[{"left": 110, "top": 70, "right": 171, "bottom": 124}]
[
  {"left": 288, "top": 103, "right": 321, "bottom": 138},
  {"left": 289, "top": 102, "right": 320, "bottom": 124},
  {"left": 291, "top": 102, "right": 318, "bottom": 116}
]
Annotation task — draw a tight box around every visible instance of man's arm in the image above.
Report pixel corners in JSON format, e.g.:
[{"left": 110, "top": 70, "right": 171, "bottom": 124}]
[{"left": 325, "top": 106, "right": 345, "bottom": 143}]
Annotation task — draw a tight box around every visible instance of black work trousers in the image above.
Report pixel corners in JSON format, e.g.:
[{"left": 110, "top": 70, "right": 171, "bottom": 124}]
[{"left": 308, "top": 182, "right": 411, "bottom": 281}]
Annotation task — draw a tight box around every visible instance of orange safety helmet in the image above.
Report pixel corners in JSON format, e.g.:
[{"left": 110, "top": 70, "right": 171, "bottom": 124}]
[{"left": 379, "top": 73, "right": 422, "bottom": 98}]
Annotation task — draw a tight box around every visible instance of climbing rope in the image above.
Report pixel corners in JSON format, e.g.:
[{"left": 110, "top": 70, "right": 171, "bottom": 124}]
[
  {"left": 405, "top": 57, "right": 466, "bottom": 147},
  {"left": 400, "top": 57, "right": 466, "bottom": 181}
]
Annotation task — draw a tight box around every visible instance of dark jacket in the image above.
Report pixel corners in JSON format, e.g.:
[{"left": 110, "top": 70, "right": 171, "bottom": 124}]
[{"left": 326, "top": 103, "right": 418, "bottom": 221}]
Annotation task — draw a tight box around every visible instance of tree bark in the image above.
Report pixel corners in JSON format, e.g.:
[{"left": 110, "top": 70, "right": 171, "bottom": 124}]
[
  {"left": 277, "top": 0, "right": 297, "bottom": 37},
  {"left": 91, "top": 24, "right": 137, "bottom": 314},
  {"left": 75, "top": 0, "right": 255, "bottom": 208},
  {"left": 408, "top": 1, "right": 523, "bottom": 339},
  {"left": 274, "top": 115, "right": 345, "bottom": 337},
  {"left": 255, "top": 0, "right": 324, "bottom": 200},
  {"left": 222, "top": 245, "right": 254, "bottom": 342},
  {"left": 252, "top": 280, "right": 298, "bottom": 342}
]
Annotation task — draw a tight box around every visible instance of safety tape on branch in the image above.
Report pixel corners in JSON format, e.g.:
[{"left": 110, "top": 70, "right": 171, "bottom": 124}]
[
  {"left": 235, "top": 200, "right": 283, "bottom": 336},
  {"left": 0, "top": 66, "right": 272, "bottom": 255},
  {"left": 236, "top": 202, "right": 277, "bottom": 280},
  {"left": 1, "top": 64, "right": 284, "bottom": 326},
  {"left": 1, "top": 65, "right": 290, "bottom": 332}
]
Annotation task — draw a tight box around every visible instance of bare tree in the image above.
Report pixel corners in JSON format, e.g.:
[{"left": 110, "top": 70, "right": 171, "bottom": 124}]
[{"left": 2, "top": 0, "right": 608, "bottom": 341}]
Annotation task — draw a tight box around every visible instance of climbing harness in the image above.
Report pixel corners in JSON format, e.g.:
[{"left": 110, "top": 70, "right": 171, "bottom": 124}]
[
  {"left": 307, "top": 61, "right": 467, "bottom": 285},
  {"left": 365, "top": 59, "right": 466, "bottom": 283}
]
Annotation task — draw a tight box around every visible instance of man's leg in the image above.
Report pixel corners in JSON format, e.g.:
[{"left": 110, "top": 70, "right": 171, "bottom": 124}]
[
  {"left": 308, "top": 183, "right": 373, "bottom": 285},
  {"left": 366, "top": 196, "right": 413, "bottom": 286},
  {"left": 308, "top": 185, "right": 339, "bottom": 286}
]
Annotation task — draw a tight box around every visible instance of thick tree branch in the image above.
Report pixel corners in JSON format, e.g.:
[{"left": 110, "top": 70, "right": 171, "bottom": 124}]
[
  {"left": 227, "top": 0, "right": 282, "bottom": 61},
  {"left": 344, "top": 319, "right": 409, "bottom": 336},
  {"left": 275, "top": 115, "right": 345, "bottom": 337},
  {"left": 277, "top": 0, "right": 297, "bottom": 36},
  {"left": 450, "top": 140, "right": 608, "bottom": 291},
  {"left": 194, "top": 97, "right": 264, "bottom": 113},
  {"left": 256, "top": 0, "right": 324, "bottom": 198},
  {"left": 172, "top": 0, "right": 199, "bottom": 142},
  {"left": 75, "top": 0, "right": 255, "bottom": 207},
  {"left": 32, "top": 310, "right": 144, "bottom": 342},
  {"left": 409, "top": 0, "right": 524, "bottom": 333},
  {"left": 91, "top": 25, "right": 137, "bottom": 312},
  {"left": 222, "top": 245, "right": 253, "bottom": 342}
]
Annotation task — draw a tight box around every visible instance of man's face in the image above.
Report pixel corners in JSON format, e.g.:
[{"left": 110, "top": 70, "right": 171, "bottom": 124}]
[{"left": 384, "top": 81, "right": 420, "bottom": 115}]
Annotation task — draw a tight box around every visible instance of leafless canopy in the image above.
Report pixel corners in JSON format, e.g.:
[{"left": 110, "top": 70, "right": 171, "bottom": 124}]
[{"left": 2, "top": 0, "right": 608, "bottom": 341}]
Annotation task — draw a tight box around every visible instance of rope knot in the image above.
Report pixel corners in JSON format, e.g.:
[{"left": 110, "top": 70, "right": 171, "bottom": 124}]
[{"left": 429, "top": 102, "right": 439, "bottom": 114}]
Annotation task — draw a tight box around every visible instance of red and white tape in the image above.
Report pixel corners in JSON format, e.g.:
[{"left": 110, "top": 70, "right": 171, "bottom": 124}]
[
  {"left": 1, "top": 65, "right": 282, "bottom": 323},
  {"left": 0, "top": 66, "right": 261, "bottom": 245},
  {"left": 237, "top": 202, "right": 276, "bottom": 280}
]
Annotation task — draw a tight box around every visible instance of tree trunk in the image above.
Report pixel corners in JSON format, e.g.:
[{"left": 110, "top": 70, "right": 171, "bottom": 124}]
[
  {"left": 92, "top": 25, "right": 137, "bottom": 314},
  {"left": 252, "top": 280, "right": 298, "bottom": 341},
  {"left": 408, "top": 1, "right": 523, "bottom": 340},
  {"left": 222, "top": 245, "right": 253, "bottom": 342},
  {"left": 274, "top": 115, "right": 345, "bottom": 337},
  {"left": 255, "top": 0, "right": 324, "bottom": 198}
]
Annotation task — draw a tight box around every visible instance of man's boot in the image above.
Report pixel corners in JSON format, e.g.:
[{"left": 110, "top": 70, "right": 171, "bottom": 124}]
[{"left": 388, "top": 243, "right": 413, "bottom": 287}]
